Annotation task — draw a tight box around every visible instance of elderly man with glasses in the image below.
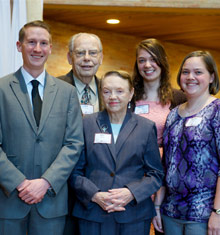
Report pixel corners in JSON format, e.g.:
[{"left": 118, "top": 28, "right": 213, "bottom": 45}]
[
  {"left": 58, "top": 33, "right": 103, "bottom": 235},
  {"left": 58, "top": 33, "right": 103, "bottom": 115}
]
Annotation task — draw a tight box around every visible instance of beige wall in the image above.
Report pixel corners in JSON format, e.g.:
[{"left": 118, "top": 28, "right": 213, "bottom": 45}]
[
  {"left": 26, "top": 0, "right": 43, "bottom": 22},
  {"left": 44, "top": 0, "right": 220, "bottom": 8},
  {"left": 46, "top": 20, "right": 220, "bottom": 98}
]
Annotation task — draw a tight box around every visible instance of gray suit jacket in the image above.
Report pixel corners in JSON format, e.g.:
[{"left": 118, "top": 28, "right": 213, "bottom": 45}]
[
  {"left": 0, "top": 68, "right": 84, "bottom": 219},
  {"left": 58, "top": 70, "right": 103, "bottom": 111},
  {"left": 70, "top": 110, "right": 164, "bottom": 223}
]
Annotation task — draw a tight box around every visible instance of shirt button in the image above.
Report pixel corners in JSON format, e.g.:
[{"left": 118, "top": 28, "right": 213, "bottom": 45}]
[
  {"left": 110, "top": 172, "right": 115, "bottom": 177},
  {"left": 36, "top": 138, "right": 41, "bottom": 143}
]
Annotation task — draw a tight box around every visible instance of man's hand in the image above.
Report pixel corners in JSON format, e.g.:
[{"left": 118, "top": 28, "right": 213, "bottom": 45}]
[{"left": 17, "top": 178, "right": 50, "bottom": 204}]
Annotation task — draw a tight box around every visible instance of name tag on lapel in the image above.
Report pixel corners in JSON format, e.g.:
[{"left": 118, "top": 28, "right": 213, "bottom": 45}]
[
  {"left": 135, "top": 104, "right": 149, "bottom": 114},
  {"left": 81, "top": 104, "right": 94, "bottom": 115},
  {"left": 94, "top": 133, "right": 112, "bottom": 144}
]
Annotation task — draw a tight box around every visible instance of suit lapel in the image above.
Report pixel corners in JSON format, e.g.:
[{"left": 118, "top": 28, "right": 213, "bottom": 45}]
[
  {"left": 115, "top": 112, "right": 137, "bottom": 156},
  {"left": 94, "top": 75, "right": 103, "bottom": 111},
  {"left": 96, "top": 110, "right": 116, "bottom": 162},
  {"left": 10, "top": 69, "right": 37, "bottom": 133},
  {"left": 67, "top": 70, "right": 75, "bottom": 86},
  {"left": 38, "top": 72, "right": 58, "bottom": 133}
]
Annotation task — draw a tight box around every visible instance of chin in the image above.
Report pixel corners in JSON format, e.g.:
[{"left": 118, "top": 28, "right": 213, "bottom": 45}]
[{"left": 81, "top": 72, "right": 94, "bottom": 76}]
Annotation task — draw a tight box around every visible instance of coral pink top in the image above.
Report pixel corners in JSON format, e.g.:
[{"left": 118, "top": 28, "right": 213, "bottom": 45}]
[{"left": 135, "top": 100, "right": 170, "bottom": 149}]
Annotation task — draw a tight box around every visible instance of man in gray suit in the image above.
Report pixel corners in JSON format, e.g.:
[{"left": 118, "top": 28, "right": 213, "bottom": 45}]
[
  {"left": 0, "top": 21, "right": 84, "bottom": 235},
  {"left": 58, "top": 33, "right": 103, "bottom": 115}
]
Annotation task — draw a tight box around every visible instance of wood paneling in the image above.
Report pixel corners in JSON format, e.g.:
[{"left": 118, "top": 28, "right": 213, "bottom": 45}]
[
  {"left": 45, "top": 19, "right": 220, "bottom": 98},
  {"left": 43, "top": 4, "right": 220, "bottom": 51},
  {"left": 44, "top": 0, "right": 220, "bottom": 8}
]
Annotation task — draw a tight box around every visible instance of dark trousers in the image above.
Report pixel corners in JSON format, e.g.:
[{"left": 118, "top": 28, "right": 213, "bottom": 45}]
[
  {"left": 78, "top": 214, "right": 151, "bottom": 235},
  {"left": 0, "top": 205, "right": 65, "bottom": 235},
  {"left": 155, "top": 229, "right": 164, "bottom": 235},
  {"left": 63, "top": 215, "right": 79, "bottom": 235}
]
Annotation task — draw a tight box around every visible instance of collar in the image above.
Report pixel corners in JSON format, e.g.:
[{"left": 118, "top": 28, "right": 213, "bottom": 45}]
[
  {"left": 73, "top": 75, "right": 97, "bottom": 95},
  {"left": 97, "top": 109, "right": 133, "bottom": 133},
  {"left": 21, "top": 67, "right": 46, "bottom": 87}
]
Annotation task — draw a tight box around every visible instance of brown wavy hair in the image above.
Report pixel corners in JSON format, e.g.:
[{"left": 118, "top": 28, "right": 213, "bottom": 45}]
[{"left": 132, "top": 38, "right": 173, "bottom": 105}]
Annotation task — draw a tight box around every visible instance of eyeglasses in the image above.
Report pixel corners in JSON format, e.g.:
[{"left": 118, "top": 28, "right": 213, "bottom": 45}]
[{"left": 73, "top": 50, "right": 102, "bottom": 58}]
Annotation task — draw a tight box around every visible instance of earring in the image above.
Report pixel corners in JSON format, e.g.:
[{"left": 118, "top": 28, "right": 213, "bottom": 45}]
[{"left": 128, "top": 102, "right": 131, "bottom": 109}]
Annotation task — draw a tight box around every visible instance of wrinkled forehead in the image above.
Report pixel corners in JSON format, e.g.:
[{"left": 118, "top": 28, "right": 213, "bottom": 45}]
[
  {"left": 102, "top": 74, "right": 130, "bottom": 89},
  {"left": 74, "top": 35, "right": 101, "bottom": 50}
]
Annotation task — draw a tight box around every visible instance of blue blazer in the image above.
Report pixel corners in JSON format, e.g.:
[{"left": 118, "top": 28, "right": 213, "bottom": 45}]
[{"left": 70, "top": 110, "right": 164, "bottom": 223}]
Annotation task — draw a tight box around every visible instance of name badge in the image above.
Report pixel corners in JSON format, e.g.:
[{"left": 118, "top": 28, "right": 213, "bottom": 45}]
[
  {"left": 81, "top": 104, "right": 94, "bottom": 115},
  {"left": 94, "top": 133, "right": 112, "bottom": 144},
  {"left": 185, "top": 117, "right": 202, "bottom": 127},
  {"left": 135, "top": 104, "right": 149, "bottom": 114}
]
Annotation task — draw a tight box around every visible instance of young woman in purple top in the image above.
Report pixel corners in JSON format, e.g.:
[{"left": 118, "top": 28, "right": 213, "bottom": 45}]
[{"left": 154, "top": 51, "right": 220, "bottom": 235}]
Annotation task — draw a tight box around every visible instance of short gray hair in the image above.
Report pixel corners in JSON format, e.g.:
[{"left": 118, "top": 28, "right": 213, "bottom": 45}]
[{"left": 68, "top": 33, "right": 103, "bottom": 55}]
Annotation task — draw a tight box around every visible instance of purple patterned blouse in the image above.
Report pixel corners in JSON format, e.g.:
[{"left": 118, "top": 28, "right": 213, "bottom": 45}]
[{"left": 161, "top": 99, "right": 220, "bottom": 222}]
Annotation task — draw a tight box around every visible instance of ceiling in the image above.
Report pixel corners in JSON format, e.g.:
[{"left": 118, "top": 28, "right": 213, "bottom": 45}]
[{"left": 43, "top": 4, "right": 220, "bottom": 51}]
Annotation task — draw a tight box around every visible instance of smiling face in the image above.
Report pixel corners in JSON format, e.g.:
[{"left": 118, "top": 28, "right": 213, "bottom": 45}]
[
  {"left": 137, "top": 48, "right": 161, "bottom": 83},
  {"left": 16, "top": 26, "right": 52, "bottom": 77},
  {"left": 180, "top": 56, "right": 214, "bottom": 98},
  {"left": 101, "top": 74, "right": 134, "bottom": 118},
  {"left": 68, "top": 34, "right": 103, "bottom": 83}
]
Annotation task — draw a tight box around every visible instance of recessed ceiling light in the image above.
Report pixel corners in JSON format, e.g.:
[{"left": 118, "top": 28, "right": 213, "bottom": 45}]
[{"left": 106, "top": 19, "right": 120, "bottom": 24}]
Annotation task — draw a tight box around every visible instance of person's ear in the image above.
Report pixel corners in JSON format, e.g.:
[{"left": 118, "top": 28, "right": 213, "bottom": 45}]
[
  {"left": 16, "top": 41, "right": 22, "bottom": 52},
  {"left": 67, "top": 52, "right": 73, "bottom": 65},
  {"left": 210, "top": 73, "right": 214, "bottom": 83},
  {"left": 130, "top": 87, "right": 134, "bottom": 100},
  {"left": 99, "top": 52, "right": 103, "bottom": 65}
]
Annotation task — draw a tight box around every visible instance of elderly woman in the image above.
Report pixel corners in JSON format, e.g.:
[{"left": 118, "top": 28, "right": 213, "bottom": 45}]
[{"left": 69, "top": 70, "right": 164, "bottom": 235}]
